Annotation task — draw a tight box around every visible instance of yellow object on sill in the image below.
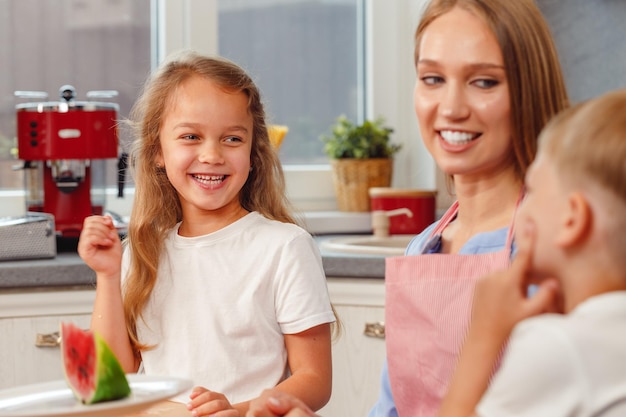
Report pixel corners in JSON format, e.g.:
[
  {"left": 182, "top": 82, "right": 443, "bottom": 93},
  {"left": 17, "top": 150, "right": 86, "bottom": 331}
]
[{"left": 268, "top": 125, "right": 288, "bottom": 149}]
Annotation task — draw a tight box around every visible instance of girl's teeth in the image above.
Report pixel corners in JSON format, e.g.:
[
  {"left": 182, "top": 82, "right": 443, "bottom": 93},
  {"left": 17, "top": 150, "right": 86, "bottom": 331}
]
[
  {"left": 194, "top": 174, "right": 225, "bottom": 184},
  {"left": 440, "top": 130, "right": 477, "bottom": 145}
]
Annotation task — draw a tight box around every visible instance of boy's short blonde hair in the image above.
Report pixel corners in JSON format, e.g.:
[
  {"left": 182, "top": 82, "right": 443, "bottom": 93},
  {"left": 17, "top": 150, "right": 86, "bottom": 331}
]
[
  {"left": 538, "top": 89, "right": 626, "bottom": 259},
  {"left": 539, "top": 89, "right": 626, "bottom": 204}
]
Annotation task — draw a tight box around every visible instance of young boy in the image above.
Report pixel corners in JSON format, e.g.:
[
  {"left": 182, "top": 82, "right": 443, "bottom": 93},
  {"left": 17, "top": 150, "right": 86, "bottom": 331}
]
[
  {"left": 246, "top": 89, "right": 626, "bottom": 417},
  {"left": 438, "top": 88, "right": 626, "bottom": 417}
]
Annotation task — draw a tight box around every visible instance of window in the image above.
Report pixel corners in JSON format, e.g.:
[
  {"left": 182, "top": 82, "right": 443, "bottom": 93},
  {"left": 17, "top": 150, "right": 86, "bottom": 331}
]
[
  {"left": 1, "top": 1, "right": 434, "bottom": 218},
  {"left": 0, "top": 0, "right": 151, "bottom": 193},
  {"left": 212, "top": 0, "right": 437, "bottom": 214},
  {"left": 217, "top": 0, "right": 364, "bottom": 165}
]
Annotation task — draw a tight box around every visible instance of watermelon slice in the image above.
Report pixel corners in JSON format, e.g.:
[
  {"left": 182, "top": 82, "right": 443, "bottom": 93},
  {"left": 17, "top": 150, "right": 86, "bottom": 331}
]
[{"left": 60, "top": 322, "right": 131, "bottom": 404}]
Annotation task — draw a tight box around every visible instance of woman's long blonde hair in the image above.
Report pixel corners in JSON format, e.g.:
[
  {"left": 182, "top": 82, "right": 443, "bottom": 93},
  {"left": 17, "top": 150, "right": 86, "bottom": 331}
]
[
  {"left": 415, "top": 0, "right": 570, "bottom": 187},
  {"left": 123, "top": 50, "right": 295, "bottom": 354}
]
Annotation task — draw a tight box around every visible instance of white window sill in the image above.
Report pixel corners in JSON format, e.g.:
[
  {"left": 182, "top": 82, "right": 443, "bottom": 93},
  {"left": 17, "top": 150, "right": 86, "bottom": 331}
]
[
  {"left": 298, "top": 211, "right": 372, "bottom": 235},
  {"left": 0, "top": 188, "right": 373, "bottom": 236},
  {"left": 0, "top": 163, "right": 376, "bottom": 235}
]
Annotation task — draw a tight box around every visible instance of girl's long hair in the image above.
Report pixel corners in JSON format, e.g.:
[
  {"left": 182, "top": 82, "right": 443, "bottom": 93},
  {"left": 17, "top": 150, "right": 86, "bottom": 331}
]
[{"left": 124, "top": 50, "right": 294, "bottom": 354}]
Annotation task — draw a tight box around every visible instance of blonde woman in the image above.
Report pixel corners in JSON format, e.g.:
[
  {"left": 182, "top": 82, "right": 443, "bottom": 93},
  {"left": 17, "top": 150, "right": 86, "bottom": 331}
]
[{"left": 374, "top": 1, "right": 569, "bottom": 415}]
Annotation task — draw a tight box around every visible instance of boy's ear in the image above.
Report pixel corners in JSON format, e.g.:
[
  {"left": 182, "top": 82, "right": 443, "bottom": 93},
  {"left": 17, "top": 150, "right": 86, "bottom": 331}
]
[{"left": 556, "top": 192, "right": 591, "bottom": 248}]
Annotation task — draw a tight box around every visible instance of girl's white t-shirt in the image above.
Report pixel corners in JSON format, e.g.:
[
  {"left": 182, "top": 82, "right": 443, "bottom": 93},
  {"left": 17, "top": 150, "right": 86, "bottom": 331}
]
[{"left": 123, "top": 212, "right": 335, "bottom": 403}]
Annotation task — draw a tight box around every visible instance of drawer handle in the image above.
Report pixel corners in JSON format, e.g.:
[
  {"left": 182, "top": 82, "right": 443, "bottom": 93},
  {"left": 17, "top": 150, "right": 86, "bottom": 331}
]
[
  {"left": 364, "top": 322, "right": 385, "bottom": 339},
  {"left": 35, "top": 331, "right": 61, "bottom": 348}
]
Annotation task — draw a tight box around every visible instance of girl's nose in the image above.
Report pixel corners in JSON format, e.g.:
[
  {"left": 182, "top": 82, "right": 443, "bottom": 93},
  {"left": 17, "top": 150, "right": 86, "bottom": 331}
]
[
  {"left": 439, "top": 83, "right": 470, "bottom": 120},
  {"left": 198, "top": 140, "right": 225, "bottom": 164}
]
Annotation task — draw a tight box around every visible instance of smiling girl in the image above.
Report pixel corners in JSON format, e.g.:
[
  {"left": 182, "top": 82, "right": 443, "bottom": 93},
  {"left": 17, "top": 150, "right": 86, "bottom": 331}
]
[{"left": 78, "top": 51, "right": 335, "bottom": 417}]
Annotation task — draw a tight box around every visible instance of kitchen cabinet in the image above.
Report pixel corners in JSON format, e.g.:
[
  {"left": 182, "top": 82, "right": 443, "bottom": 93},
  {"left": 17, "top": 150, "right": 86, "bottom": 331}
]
[
  {"left": 320, "top": 278, "right": 386, "bottom": 417},
  {"left": 0, "top": 277, "right": 386, "bottom": 415},
  {"left": 0, "top": 290, "right": 95, "bottom": 389}
]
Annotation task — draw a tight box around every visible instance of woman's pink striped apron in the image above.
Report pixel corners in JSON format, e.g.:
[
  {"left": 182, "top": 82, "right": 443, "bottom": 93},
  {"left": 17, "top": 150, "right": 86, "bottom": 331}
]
[{"left": 385, "top": 201, "right": 514, "bottom": 417}]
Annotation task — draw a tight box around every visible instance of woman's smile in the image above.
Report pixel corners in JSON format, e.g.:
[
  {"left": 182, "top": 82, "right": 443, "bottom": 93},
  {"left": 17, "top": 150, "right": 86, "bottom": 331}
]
[{"left": 439, "top": 130, "right": 481, "bottom": 146}]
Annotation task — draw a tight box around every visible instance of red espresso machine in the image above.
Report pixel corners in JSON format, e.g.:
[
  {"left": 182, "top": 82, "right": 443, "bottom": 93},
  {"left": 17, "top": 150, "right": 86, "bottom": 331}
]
[{"left": 15, "top": 85, "right": 122, "bottom": 238}]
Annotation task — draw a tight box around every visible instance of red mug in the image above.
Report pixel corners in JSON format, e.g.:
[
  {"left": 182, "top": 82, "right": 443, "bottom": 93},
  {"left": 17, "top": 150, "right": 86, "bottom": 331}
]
[{"left": 369, "top": 188, "right": 437, "bottom": 235}]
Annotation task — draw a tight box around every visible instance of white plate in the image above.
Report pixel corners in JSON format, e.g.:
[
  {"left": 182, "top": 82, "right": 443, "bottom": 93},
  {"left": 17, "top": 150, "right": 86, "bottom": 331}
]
[{"left": 0, "top": 374, "right": 193, "bottom": 417}]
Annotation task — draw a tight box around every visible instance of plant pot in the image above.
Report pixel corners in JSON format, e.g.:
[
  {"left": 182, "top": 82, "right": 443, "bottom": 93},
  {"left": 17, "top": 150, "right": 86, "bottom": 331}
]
[{"left": 331, "top": 158, "right": 393, "bottom": 212}]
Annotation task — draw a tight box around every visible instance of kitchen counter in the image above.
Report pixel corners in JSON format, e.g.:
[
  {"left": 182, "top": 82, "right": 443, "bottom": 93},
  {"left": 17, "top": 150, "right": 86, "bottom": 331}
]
[
  {"left": 0, "top": 236, "right": 386, "bottom": 290},
  {"left": 0, "top": 253, "right": 96, "bottom": 290},
  {"left": 317, "top": 235, "right": 387, "bottom": 278}
]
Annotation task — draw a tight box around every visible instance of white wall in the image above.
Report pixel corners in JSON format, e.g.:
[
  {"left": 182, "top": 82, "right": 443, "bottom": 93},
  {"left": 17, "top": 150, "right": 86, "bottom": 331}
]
[{"left": 366, "top": 0, "right": 433, "bottom": 192}]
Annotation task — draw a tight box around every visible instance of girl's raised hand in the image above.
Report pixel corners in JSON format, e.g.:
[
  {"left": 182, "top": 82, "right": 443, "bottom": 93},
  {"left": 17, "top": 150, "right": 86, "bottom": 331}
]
[
  {"left": 187, "top": 387, "right": 240, "bottom": 417},
  {"left": 77, "top": 215, "right": 123, "bottom": 278}
]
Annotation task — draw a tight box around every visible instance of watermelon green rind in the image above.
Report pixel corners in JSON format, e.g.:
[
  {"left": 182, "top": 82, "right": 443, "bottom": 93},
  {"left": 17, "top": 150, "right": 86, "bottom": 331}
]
[
  {"left": 88, "top": 333, "right": 131, "bottom": 404},
  {"left": 61, "top": 322, "right": 131, "bottom": 404}
]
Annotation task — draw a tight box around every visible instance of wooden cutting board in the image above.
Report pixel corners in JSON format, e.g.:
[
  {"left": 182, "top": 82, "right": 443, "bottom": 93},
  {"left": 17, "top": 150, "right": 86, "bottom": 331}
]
[{"left": 121, "top": 401, "right": 192, "bottom": 416}]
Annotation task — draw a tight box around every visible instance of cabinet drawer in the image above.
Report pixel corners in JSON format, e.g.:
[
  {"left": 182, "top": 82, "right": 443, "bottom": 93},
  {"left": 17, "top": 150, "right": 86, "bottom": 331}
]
[
  {"left": 0, "top": 314, "right": 92, "bottom": 388},
  {"left": 0, "top": 290, "right": 94, "bottom": 389},
  {"left": 322, "top": 278, "right": 386, "bottom": 417}
]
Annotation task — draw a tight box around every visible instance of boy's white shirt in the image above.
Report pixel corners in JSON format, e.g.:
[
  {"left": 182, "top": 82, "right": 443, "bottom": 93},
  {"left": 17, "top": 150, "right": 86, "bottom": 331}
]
[
  {"left": 477, "top": 291, "right": 626, "bottom": 417},
  {"left": 122, "top": 212, "right": 335, "bottom": 403}
]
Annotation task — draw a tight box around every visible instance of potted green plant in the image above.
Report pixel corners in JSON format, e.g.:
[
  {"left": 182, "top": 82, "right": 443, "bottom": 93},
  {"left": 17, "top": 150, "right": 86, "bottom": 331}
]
[{"left": 320, "top": 116, "right": 402, "bottom": 212}]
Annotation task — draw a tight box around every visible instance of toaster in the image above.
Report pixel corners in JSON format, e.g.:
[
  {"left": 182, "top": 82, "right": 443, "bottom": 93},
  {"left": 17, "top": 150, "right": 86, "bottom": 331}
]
[{"left": 0, "top": 212, "right": 56, "bottom": 261}]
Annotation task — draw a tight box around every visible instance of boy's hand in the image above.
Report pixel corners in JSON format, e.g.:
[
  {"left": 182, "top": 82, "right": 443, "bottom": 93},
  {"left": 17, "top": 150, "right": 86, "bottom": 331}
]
[
  {"left": 437, "top": 222, "right": 562, "bottom": 417},
  {"left": 246, "top": 389, "right": 319, "bottom": 417},
  {"left": 471, "top": 221, "right": 560, "bottom": 343},
  {"left": 77, "top": 215, "right": 122, "bottom": 278}
]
